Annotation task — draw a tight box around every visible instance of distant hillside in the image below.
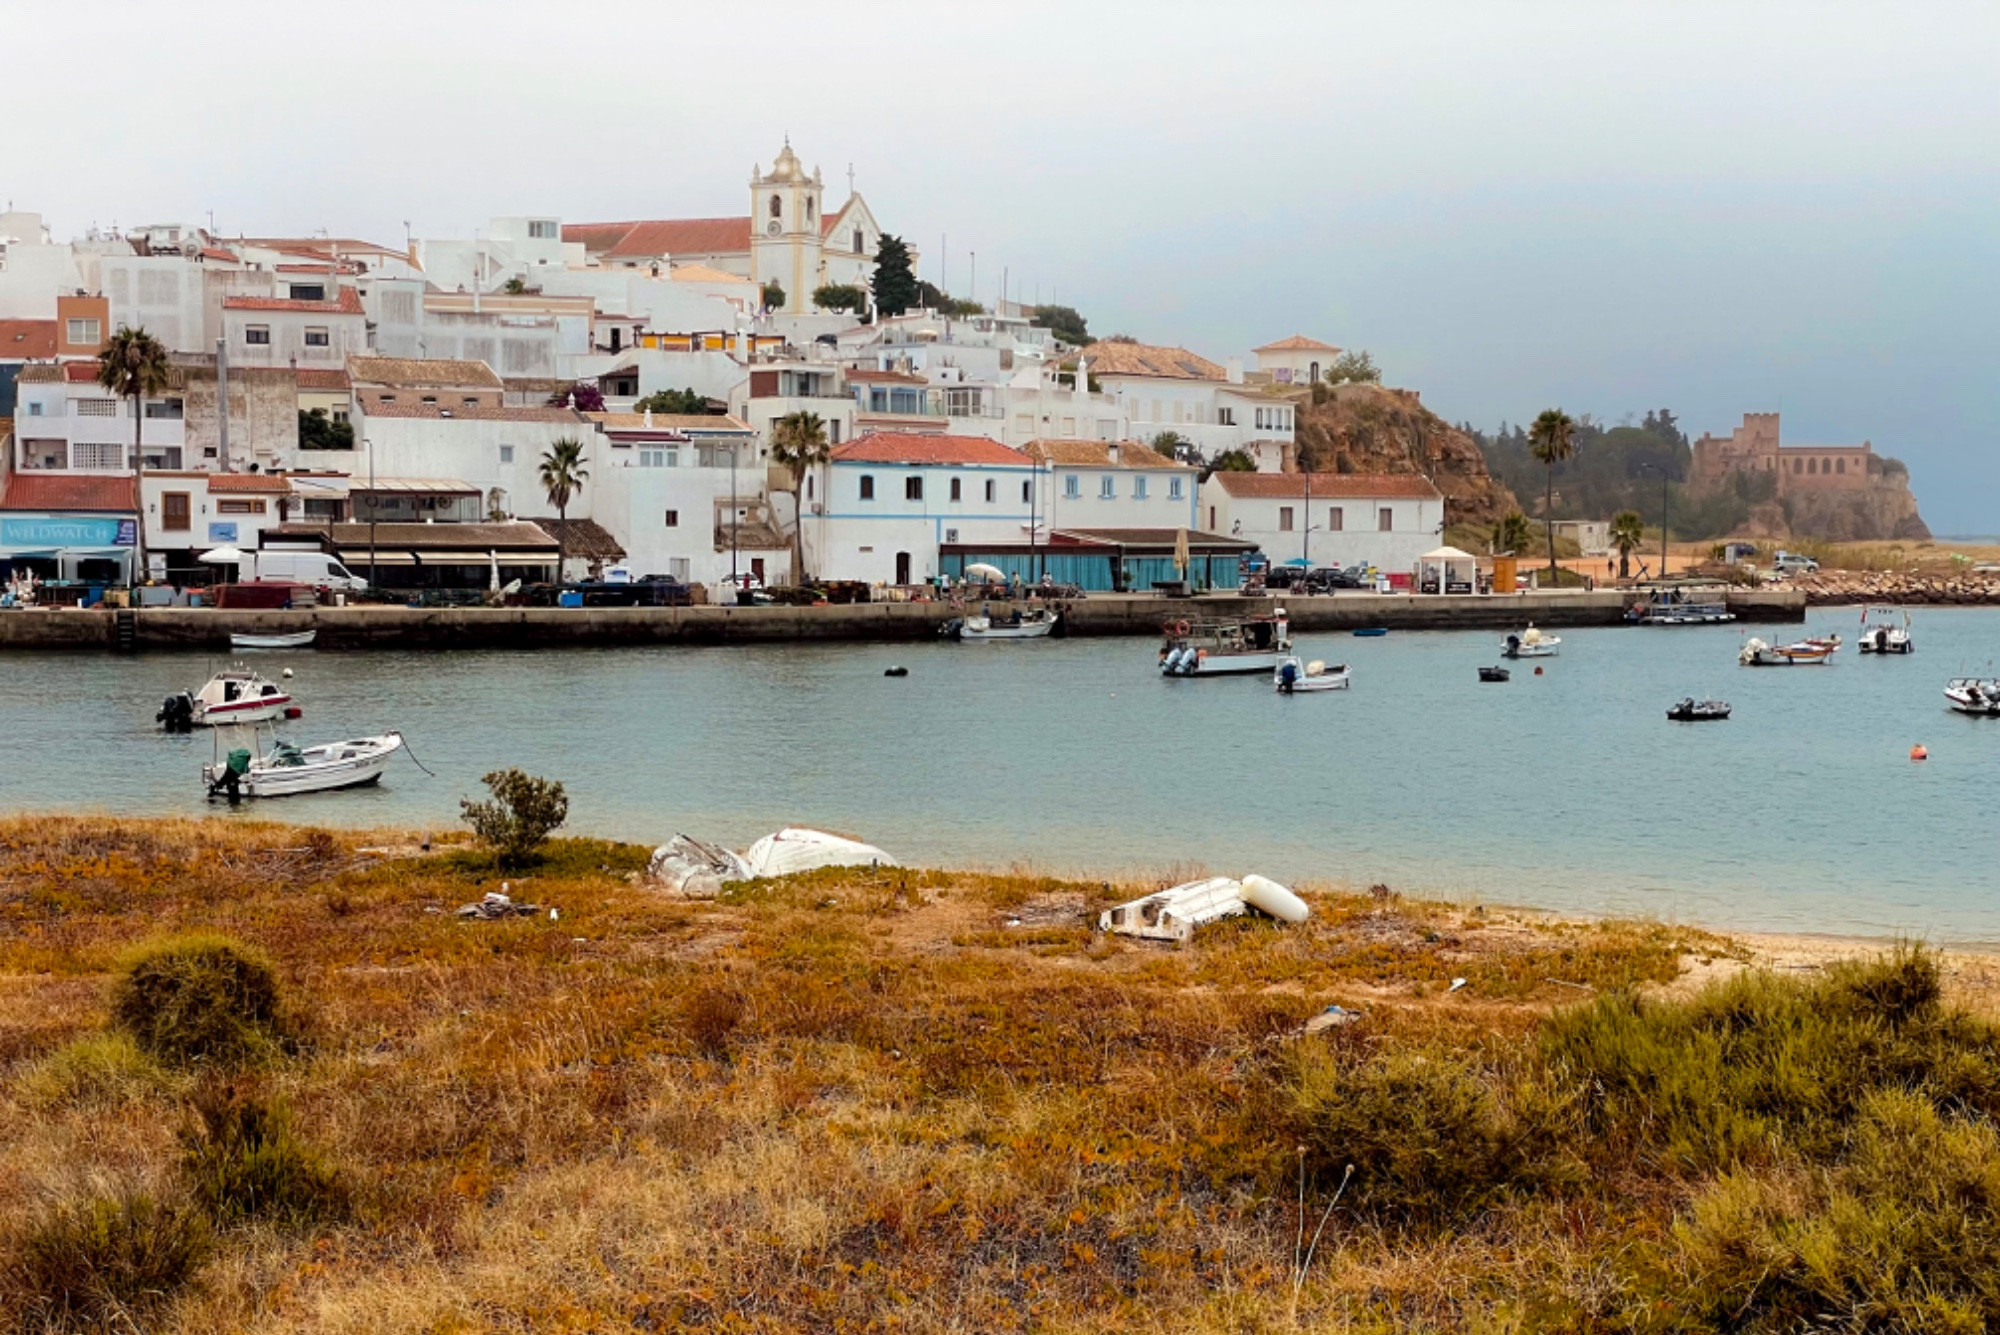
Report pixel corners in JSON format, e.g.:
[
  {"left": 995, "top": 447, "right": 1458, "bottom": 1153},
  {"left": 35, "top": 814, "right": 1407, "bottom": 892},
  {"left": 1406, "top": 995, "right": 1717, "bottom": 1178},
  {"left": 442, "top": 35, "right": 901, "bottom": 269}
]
[{"left": 1292, "top": 383, "right": 1519, "bottom": 528}]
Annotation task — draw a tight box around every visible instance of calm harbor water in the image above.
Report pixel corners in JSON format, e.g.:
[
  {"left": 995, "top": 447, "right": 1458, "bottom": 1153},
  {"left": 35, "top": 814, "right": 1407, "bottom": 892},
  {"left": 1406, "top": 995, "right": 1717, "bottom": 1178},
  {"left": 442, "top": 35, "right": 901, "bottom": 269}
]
[{"left": 2, "top": 608, "right": 1998, "bottom": 940}]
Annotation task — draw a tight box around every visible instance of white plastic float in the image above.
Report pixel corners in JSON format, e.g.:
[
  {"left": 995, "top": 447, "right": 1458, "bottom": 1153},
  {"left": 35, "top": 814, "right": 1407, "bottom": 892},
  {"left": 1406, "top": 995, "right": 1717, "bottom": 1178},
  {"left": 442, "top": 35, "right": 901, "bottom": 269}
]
[{"left": 1097, "top": 873, "right": 1309, "bottom": 942}]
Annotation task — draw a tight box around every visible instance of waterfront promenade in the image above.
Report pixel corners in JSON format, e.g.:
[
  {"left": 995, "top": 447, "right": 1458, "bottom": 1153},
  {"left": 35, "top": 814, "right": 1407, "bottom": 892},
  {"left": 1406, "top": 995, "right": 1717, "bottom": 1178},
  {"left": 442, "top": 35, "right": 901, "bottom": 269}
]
[{"left": 0, "top": 588, "right": 1805, "bottom": 651}]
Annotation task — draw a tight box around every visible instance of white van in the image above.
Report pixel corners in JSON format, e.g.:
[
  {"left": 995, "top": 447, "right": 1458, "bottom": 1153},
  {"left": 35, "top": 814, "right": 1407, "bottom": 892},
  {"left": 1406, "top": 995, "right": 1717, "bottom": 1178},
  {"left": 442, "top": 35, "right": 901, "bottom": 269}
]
[{"left": 237, "top": 550, "right": 370, "bottom": 591}]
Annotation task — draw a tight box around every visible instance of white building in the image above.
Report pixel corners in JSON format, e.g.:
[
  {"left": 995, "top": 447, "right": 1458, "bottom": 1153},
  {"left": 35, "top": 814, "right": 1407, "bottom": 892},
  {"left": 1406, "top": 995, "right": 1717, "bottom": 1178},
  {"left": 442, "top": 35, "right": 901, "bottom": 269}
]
[
  {"left": 1025, "top": 439, "right": 1199, "bottom": 534},
  {"left": 350, "top": 401, "right": 589, "bottom": 530},
  {"left": 1079, "top": 341, "right": 1298, "bottom": 463},
  {"left": 0, "top": 211, "right": 84, "bottom": 320},
  {"left": 1252, "top": 334, "right": 1343, "bottom": 387},
  {"left": 1198, "top": 472, "right": 1445, "bottom": 573},
  {"left": 12, "top": 362, "right": 187, "bottom": 472},
  {"left": 810, "top": 432, "right": 1035, "bottom": 586},
  {"left": 413, "top": 216, "right": 585, "bottom": 295},
  {"left": 582, "top": 412, "right": 787, "bottom": 587},
  {"left": 221, "top": 289, "right": 368, "bottom": 367}
]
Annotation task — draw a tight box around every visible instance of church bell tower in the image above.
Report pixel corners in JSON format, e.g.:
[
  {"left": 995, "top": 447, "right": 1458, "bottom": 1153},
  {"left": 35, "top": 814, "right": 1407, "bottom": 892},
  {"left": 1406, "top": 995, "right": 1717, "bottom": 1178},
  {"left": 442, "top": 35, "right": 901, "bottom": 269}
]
[{"left": 749, "top": 140, "right": 823, "bottom": 315}]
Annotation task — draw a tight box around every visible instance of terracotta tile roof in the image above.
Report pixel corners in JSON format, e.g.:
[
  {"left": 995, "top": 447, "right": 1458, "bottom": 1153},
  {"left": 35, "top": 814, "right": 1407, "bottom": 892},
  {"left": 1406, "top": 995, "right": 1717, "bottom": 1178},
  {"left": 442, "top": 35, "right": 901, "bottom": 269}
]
[
  {"left": 565, "top": 218, "right": 753, "bottom": 259},
  {"left": 294, "top": 368, "right": 351, "bottom": 390},
  {"left": 16, "top": 364, "right": 63, "bottom": 383},
  {"left": 843, "top": 369, "right": 928, "bottom": 384},
  {"left": 0, "top": 472, "right": 138, "bottom": 513},
  {"left": 206, "top": 474, "right": 295, "bottom": 494},
  {"left": 832, "top": 432, "right": 1028, "bottom": 467},
  {"left": 1209, "top": 472, "right": 1441, "bottom": 500},
  {"left": 1053, "top": 527, "right": 1255, "bottom": 550},
  {"left": 1077, "top": 342, "right": 1225, "bottom": 381},
  {"left": 1254, "top": 334, "right": 1341, "bottom": 353},
  {"left": 1024, "top": 438, "right": 1187, "bottom": 469},
  {"left": 0, "top": 320, "right": 58, "bottom": 359},
  {"left": 221, "top": 288, "right": 365, "bottom": 314},
  {"left": 587, "top": 411, "right": 752, "bottom": 432},
  {"left": 360, "top": 402, "right": 584, "bottom": 424},
  {"left": 275, "top": 263, "right": 357, "bottom": 274},
  {"left": 272, "top": 520, "right": 557, "bottom": 550},
  {"left": 537, "top": 517, "right": 625, "bottom": 561},
  {"left": 668, "top": 262, "right": 750, "bottom": 284},
  {"left": 238, "top": 237, "right": 405, "bottom": 261},
  {"left": 49, "top": 361, "right": 187, "bottom": 388},
  {"left": 347, "top": 356, "right": 504, "bottom": 389},
  {"left": 199, "top": 247, "right": 240, "bottom": 262}
]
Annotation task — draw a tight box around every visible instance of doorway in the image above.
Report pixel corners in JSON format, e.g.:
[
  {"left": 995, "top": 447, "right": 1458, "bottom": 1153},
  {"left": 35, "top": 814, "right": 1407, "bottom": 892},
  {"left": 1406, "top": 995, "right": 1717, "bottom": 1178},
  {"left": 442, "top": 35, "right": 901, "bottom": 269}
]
[
  {"left": 894, "top": 551, "right": 911, "bottom": 585},
  {"left": 750, "top": 557, "right": 765, "bottom": 584}
]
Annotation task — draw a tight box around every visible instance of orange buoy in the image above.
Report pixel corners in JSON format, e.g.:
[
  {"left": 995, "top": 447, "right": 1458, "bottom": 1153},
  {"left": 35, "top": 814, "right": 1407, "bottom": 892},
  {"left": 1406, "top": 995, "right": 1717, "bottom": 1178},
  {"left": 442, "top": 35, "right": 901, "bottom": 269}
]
[
  {"left": 1910, "top": 744, "right": 1928, "bottom": 762},
  {"left": 1533, "top": 665, "right": 1544, "bottom": 676}
]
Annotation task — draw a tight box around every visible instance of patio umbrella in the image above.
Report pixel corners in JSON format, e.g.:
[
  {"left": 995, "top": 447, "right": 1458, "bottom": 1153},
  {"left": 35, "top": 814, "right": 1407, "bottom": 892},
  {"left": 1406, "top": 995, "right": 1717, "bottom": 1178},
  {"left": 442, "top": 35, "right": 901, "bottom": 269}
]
[
  {"left": 1282, "top": 556, "right": 1313, "bottom": 568},
  {"left": 197, "top": 547, "right": 247, "bottom": 563},
  {"left": 1173, "top": 527, "right": 1190, "bottom": 577},
  {"left": 964, "top": 562, "right": 1008, "bottom": 582}
]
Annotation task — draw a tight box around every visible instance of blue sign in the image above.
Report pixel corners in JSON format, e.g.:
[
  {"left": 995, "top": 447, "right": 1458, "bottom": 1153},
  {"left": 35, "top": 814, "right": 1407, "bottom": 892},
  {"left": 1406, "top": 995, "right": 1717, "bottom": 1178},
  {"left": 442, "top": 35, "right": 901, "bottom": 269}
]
[
  {"left": 207, "top": 522, "right": 238, "bottom": 544},
  {"left": 0, "top": 515, "right": 135, "bottom": 548}
]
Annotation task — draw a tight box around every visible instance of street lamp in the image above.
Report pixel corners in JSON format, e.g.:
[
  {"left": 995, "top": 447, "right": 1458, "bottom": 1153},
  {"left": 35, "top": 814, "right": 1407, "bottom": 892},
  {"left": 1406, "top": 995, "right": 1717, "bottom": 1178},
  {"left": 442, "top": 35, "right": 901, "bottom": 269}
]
[{"left": 364, "top": 436, "right": 377, "bottom": 591}]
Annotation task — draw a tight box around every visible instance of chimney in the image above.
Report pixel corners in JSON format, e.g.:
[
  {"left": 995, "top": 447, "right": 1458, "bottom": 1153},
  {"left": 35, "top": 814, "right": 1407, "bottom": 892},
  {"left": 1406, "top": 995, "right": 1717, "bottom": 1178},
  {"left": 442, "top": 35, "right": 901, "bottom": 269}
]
[
  {"left": 1107, "top": 442, "right": 1120, "bottom": 464},
  {"left": 1226, "top": 358, "right": 1244, "bottom": 385}
]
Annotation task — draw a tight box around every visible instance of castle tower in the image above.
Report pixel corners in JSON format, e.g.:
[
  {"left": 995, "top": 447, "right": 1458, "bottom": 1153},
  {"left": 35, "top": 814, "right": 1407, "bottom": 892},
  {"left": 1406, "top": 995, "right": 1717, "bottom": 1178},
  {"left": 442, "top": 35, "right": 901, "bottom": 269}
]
[{"left": 749, "top": 141, "right": 823, "bottom": 315}]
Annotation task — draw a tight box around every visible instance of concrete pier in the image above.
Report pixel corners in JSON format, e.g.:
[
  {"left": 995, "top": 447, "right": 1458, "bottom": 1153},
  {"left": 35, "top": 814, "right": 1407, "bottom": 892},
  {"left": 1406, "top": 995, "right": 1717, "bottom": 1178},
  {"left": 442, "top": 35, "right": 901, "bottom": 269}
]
[{"left": 0, "top": 589, "right": 1804, "bottom": 652}]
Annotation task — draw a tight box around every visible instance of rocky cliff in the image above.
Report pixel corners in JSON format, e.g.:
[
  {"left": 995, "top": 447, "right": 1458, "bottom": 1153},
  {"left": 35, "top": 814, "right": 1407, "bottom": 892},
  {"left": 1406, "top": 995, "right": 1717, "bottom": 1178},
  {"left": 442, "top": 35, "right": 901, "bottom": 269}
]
[
  {"left": 1736, "top": 469, "right": 1931, "bottom": 543},
  {"left": 1290, "top": 383, "right": 1519, "bottom": 528}
]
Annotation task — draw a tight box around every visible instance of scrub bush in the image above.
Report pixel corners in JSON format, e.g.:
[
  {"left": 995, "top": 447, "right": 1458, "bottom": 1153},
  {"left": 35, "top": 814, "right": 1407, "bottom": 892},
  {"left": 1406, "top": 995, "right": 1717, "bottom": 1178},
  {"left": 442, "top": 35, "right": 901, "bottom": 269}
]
[
  {"left": 460, "top": 768, "right": 569, "bottom": 868},
  {"left": 2, "top": 1190, "right": 211, "bottom": 1326},
  {"left": 181, "top": 1081, "right": 347, "bottom": 1228},
  {"left": 16, "top": 1031, "right": 171, "bottom": 1110},
  {"left": 108, "top": 934, "right": 287, "bottom": 1066}
]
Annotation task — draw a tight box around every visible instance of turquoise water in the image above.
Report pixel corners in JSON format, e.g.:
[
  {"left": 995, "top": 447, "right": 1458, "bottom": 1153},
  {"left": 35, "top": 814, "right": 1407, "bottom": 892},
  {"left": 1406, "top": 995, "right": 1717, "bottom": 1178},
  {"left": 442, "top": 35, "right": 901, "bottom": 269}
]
[{"left": 3, "top": 608, "right": 1997, "bottom": 940}]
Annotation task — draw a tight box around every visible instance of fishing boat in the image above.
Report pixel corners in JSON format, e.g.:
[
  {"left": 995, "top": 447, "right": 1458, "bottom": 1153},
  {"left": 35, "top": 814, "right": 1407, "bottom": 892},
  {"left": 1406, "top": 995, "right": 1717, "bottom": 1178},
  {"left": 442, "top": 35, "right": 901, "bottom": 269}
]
[
  {"left": 230, "top": 630, "right": 316, "bottom": 650},
  {"left": 1478, "top": 666, "right": 1510, "bottom": 683},
  {"left": 1857, "top": 607, "right": 1913, "bottom": 655},
  {"left": 1666, "top": 697, "right": 1732, "bottom": 722},
  {"left": 1501, "top": 625, "right": 1561, "bottom": 659},
  {"left": 940, "top": 606, "right": 1059, "bottom": 640},
  {"left": 157, "top": 668, "right": 295, "bottom": 730},
  {"left": 1274, "top": 656, "right": 1350, "bottom": 693},
  {"left": 1352, "top": 627, "right": 1388, "bottom": 638},
  {"left": 1944, "top": 678, "right": 2000, "bottom": 716},
  {"left": 1160, "top": 610, "right": 1292, "bottom": 677},
  {"left": 203, "top": 729, "right": 403, "bottom": 800},
  {"left": 1739, "top": 637, "right": 1834, "bottom": 666},
  {"left": 1626, "top": 584, "right": 1737, "bottom": 625}
]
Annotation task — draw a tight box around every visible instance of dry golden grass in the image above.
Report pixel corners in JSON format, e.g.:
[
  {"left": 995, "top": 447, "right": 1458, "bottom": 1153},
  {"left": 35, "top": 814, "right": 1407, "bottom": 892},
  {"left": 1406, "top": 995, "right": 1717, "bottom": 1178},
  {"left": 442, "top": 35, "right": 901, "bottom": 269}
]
[{"left": 0, "top": 814, "right": 1970, "bottom": 1333}]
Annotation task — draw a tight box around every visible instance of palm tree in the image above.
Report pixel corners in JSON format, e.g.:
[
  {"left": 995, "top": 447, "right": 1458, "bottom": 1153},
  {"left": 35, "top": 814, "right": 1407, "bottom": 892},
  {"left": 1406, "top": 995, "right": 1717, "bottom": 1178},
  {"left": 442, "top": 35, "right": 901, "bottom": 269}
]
[
  {"left": 1490, "top": 510, "right": 1534, "bottom": 555},
  {"left": 537, "top": 437, "right": 589, "bottom": 584},
  {"left": 96, "top": 326, "right": 171, "bottom": 584},
  {"left": 1527, "top": 408, "right": 1576, "bottom": 578},
  {"left": 769, "top": 411, "right": 830, "bottom": 584},
  {"left": 1610, "top": 509, "right": 1645, "bottom": 580}
]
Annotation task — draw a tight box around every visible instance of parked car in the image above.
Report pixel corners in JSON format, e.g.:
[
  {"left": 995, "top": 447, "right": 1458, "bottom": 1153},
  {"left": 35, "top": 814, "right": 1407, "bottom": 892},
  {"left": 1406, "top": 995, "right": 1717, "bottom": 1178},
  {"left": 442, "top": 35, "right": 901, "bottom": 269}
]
[{"left": 1773, "top": 551, "right": 1820, "bottom": 574}]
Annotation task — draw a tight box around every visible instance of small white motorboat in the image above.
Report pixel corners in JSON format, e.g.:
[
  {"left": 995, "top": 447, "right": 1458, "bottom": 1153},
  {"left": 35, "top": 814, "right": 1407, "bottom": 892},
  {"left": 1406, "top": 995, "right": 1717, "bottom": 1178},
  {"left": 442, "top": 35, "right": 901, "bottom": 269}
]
[
  {"left": 1739, "top": 637, "right": 1834, "bottom": 666},
  {"left": 1501, "top": 625, "right": 1560, "bottom": 659},
  {"left": 1857, "top": 608, "right": 1912, "bottom": 655},
  {"left": 157, "top": 668, "right": 295, "bottom": 730},
  {"left": 230, "top": 630, "right": 316, "bottom": 650},
  {"left": 942, "top": 606, "right": 1059, "bottom": 640},
  {"left": 1160, "top": 611, "right": 1293, "bottom": 676},
  {"left": 1944, "top": 678, "right": 2000, "bottom": 716},
  {"left": 1274, "top": 655, "right": 1350, "bottom": 693},
  {"left": 204, "top": 730, "right": 403, "bottom": 800}
]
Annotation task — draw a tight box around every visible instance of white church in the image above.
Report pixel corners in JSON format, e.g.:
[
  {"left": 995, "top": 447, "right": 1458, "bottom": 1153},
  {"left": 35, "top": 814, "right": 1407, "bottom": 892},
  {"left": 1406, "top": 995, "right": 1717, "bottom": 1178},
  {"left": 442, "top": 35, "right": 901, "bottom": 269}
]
[{"left": 564, "top": 142, "right": 888, "bottom": 313}]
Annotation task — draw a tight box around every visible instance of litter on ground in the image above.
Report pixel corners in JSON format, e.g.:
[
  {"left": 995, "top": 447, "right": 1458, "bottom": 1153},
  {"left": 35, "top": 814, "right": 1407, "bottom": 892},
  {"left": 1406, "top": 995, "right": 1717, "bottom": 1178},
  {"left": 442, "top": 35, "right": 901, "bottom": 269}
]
[
  {"left": 1097, "top": 874, "right": 1308, "bottom": 942},
  {"left": 647, "top": 827, "right": 899, "bottom": 898}
]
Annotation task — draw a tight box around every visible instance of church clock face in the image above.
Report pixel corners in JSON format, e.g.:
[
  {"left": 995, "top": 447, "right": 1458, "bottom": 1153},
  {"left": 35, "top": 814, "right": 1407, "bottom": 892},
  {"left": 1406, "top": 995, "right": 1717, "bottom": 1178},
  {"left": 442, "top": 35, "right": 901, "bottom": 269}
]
[{"left": 767, "top": 221, "right": 782, "bottom": 236}]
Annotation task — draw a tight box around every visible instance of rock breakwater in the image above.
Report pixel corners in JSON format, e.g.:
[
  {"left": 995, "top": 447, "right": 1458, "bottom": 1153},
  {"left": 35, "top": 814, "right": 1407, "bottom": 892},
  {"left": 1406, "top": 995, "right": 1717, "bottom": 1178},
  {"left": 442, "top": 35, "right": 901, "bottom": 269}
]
[{"left": 1790, "top": 571, "right": 2000, "bottom": 607}]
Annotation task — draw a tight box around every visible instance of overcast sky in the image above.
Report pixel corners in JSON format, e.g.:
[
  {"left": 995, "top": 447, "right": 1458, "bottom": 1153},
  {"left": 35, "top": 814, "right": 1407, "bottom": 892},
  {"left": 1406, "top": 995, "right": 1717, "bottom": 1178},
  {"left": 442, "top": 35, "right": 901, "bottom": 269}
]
[{"left": 11, "top": 1, "right": 1995, "bottom": 530}]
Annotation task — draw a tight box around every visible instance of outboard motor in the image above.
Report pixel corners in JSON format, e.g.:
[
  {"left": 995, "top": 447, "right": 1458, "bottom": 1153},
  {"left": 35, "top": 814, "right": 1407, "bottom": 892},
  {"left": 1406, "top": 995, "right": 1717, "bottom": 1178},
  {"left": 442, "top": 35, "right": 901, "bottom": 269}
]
[
  {"left": 1278, "top": 660, "right": 1299, "bottom": 694},
  {"left": 939, "top": 617, "right": 963, "bottom": 640},
  {"left": 207, "top": 747, "right": 252, "bottom": 802},
  {"left": 156, "top": 692, "right": 195, "bottom": 733}
]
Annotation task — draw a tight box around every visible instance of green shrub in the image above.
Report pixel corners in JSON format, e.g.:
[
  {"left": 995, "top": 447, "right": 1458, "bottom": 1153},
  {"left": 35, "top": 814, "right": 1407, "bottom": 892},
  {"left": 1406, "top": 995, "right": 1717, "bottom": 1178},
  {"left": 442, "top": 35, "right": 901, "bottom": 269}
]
[
  {"left": 108, "top": 934, "right": 287, "bottom": 1066},
  {"left": 16, "top": 1031, "right": 175, "bottom": 1110},
  {"left": 180, "top": 1081, "right": 347, "bottom": 1228},
  {"left": 1286, "top": 1042, "right": 1575, "bottom": 1223},
  {"left": 2, "top": 1190, "right": 211, "bottom": 1326},
  {"left": 1544, "top": 946, "right": 2000, "bottom": 1171},
  {"left": 459, "top": 768, "right": 569, "bottom": 868}
]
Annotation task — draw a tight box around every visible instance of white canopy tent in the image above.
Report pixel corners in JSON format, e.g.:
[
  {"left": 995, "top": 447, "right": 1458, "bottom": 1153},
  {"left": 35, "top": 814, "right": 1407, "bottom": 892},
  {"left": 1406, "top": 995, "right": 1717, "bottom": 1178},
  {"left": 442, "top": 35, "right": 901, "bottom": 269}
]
[{"left": 1418, "top": 546, "right": 1480, "bottom": 594}]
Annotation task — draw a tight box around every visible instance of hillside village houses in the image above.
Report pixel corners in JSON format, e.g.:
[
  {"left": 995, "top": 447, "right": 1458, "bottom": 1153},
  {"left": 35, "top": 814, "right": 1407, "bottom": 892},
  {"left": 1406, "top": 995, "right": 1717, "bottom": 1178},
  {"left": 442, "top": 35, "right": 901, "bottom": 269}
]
[{"left": 0, "top": 149, "right": 1457, "bottom": 600}]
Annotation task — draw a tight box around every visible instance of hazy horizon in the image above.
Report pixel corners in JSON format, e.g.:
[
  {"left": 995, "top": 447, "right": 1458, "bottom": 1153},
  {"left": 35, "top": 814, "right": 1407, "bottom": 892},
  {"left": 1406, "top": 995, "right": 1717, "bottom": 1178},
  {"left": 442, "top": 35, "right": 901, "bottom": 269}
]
[{"left": 8, "top": 1, "right": 1993, "bottom": 529}]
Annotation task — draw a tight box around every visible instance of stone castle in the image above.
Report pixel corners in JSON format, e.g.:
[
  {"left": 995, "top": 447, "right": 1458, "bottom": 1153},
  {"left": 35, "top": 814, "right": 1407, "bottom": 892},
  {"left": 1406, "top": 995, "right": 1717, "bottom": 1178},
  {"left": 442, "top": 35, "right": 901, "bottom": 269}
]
[{"left": 1691, "top": 412, "right": 1876, "bottom": 493}]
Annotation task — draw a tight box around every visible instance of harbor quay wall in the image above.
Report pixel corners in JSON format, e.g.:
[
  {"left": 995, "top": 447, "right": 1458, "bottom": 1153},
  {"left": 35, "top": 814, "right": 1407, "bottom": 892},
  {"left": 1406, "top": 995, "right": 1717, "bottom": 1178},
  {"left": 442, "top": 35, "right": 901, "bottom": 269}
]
[{"left": 0, "top": 589, "right": 1804, "bottom": 652}]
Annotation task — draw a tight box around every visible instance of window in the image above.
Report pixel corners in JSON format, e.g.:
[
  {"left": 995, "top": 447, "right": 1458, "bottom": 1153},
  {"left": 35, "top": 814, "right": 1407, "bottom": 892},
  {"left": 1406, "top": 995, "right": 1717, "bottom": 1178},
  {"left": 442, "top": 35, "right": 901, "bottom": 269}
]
[
  {"left": 1218, "top": 406, "right": 1235, "bottom": 427},
  {"left": 162, "top": 492, "right": 191, "bottom": 532},
  {"left": 528, "top": 220, "right": 557, "bottom": 240},
  {"left": 805, "top": 197, "right": 814, "bottom": 223},
  {"left": 304, "top": 326, "right": 329, "bottom": 347},
  {"left": 1793, "top": 457, "right": 1803, "bottom": 474},
  {"left": 805, "top": 474, "right": 814, "bottom": 498},
  {"left": 1836, "top": 457, "right": 1846, "bottom": 474},
  {"left": 949, "top": 477, "right": 962, "bottom": 502},
  {"left": 1134, "top": 476, "right": 1149, "bottom": 500},
  {"left": 290, "top": 284, "right": 326, "bottom": 301},
  {"left": 904, "top": 476, "right": 923, "bottom": 501},
  {"left": 854, "top": 228, "right": 865, "bottom": 254},
  {"left": 144, "top": 398, "right": 183, "bottom": 420},
  {"left": 1099, "top": 475, "right": 1115, "bottom": 499},
  {"left": 244, "top": 325, "right": 270, "bottom": 345},
  {"left": 1378, "top": 507, "right": 1393, "bottom": 532},
  {"left": 379, "top": 394, "right": 394, "bottom": 404},
  {"left": 218, "top": 499, "right": 267, "bottom": 515},
  {"left": 77, "top": 398, "right": 116, "bottom": 417},
  {"left": 1022, "top": 480, "right": 1031, "bottom": 503},
  {"left": 1255, "top": 408, "right": 1265, "bottom": 430},
  {"left": 421, "top": 395, "right": 437, "bottom": 405},
  {"left": 25, "top": 402, "right": 41, "bottom": 416},
  {"left": 663, "top": 510, "right": 679, "bottom": 527},
  {"left": 1169, "top": 477, "right": 1184, "bottom": 500},
  {"left": 66, "top": 317, "right": 100, "bottom": 346},
  {"left": 1807, "top": 457, "right": 1817, "bottom": 475},
  {"left": 463, "top": 397, "right": 479, "bottom": 407},
  {"left": 769, "top": 194, "right": 782, "bottom": 219},
  {"left": 859, "top": 475, "right": 875, "bottom": 500},
  {"left": 984, "top": 479, "right": 995, "bottom": 503},
  {"left": 499, "top": 445, "right": 515, "bottom": 463},
  {"left": 1278, "top": 506, "right": 1295, "bottom": 532},
  {"left": 72, "top": 441, "right": 121, "bottom": 468},
  {"left": 1328, "top": 506, "right": 1343, "bottom": 531},
  {"left": 1064, "top": 475, "right": 1080, "bottom": 499}
]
